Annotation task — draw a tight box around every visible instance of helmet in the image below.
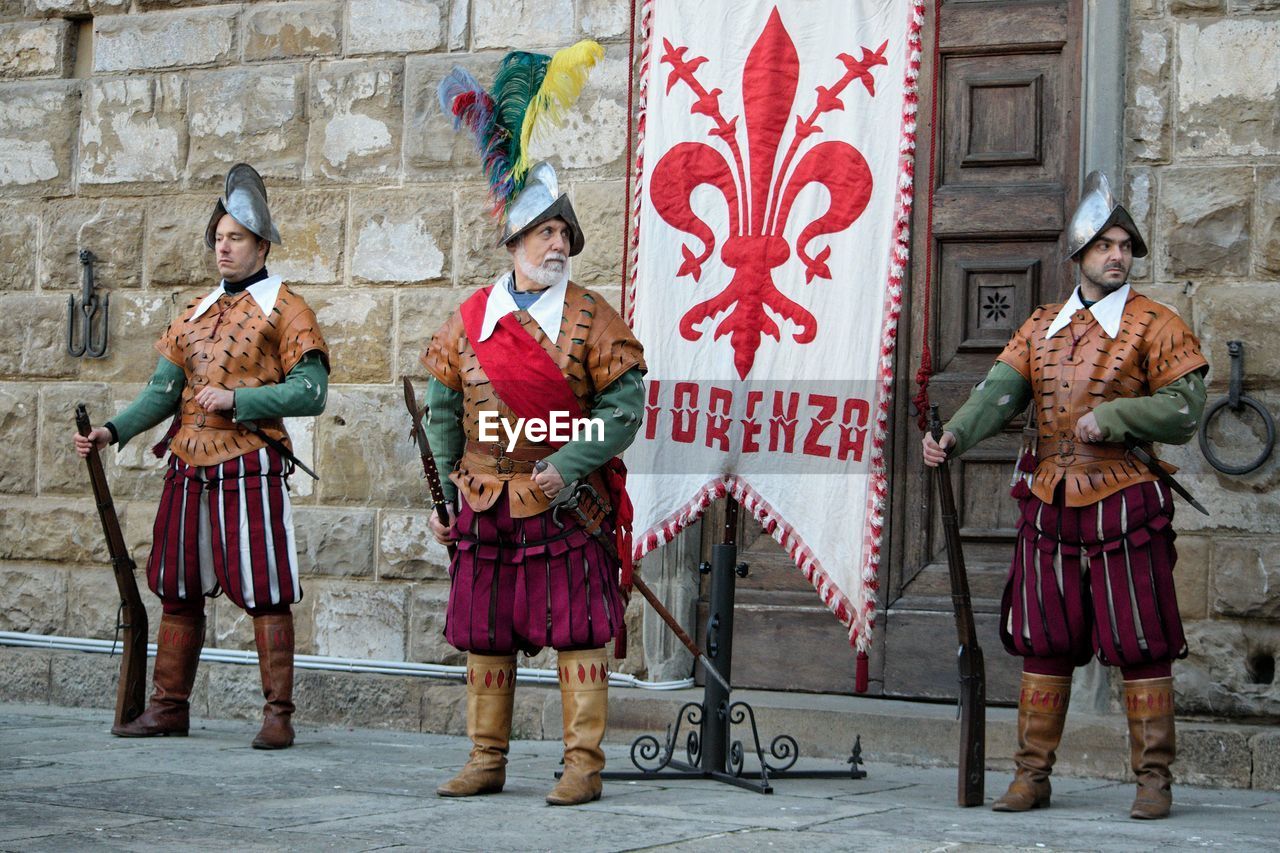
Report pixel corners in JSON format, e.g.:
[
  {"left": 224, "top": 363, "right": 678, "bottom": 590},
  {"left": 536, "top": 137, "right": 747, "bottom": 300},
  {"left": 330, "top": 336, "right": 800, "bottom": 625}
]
[
  {"left": 1065, "top": 171, "right": 1147, "bottom": 260},
  {"left": 204, "top": 163, "right": 281, "bottom": 250}
]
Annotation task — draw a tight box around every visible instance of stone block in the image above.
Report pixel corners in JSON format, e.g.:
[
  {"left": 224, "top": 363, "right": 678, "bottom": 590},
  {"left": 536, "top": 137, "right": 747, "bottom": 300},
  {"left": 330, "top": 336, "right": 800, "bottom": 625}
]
[
  {"left": 311, "top": 578, "right": 409, "bottom": 659},
  {"left": 203, "top": 662, "right": 261, "bottom": 721},
  {"left": 78, "top": 75, "right": 188, "bottom": 186},
  {"left": 1259, "top": 167, "right": 1280, "bottom": 278},
  {"left": 310, "top": 289, "right": 394, "bottom": 383},
  {"left": 610, "top": 592, "right": 646, "bottom": 676},
  {"left": 406, "top": 582, "right": 462, "bottom": 664},
  {"left": 1177, "top": 18, "right": 1280, "bottom": 157},
  {"left": 345, "top": 0, "right": 444, "bottom": 56},
  {"left": 38, "top": 382, "right": 110, "bottom": 496},
  {"left": 0, "top": 648, "right": 50, "bottom": 704},
  {"left": 1253, "top": 731, "right": 1280, "bottom": 790},
  {"left": 1177, "top": 620, "right": 1280, "bottom": 718},
  {"left": 473, "top": 0, "right": 574, "bottom": 49},
  {"left": 315, "top": 386, "right": 422, "bottom": 507},
  {"left": 294, "top": 669, "right": 423, "bottom": 730},
  {"left": 268, "top": 190, "right": 346, "bottom": 285},
  {"left": 0, "top": 496, "right": 104, "bottom": 563},
  {"left": 420, "top": 682, "right": 466, "bottom": 735},
  {"left": 0, "top": 202, "right": 37, "bottom": 291},
  {"left": 1170, "top": 0, "right": 1223, "bottom": 10},
  {"left": 349, "top": 188, "right": 452, "bottom": 285},
  {"left": 1157, "top": 168, "right": 1252, "bottom": 279},
  {"left": 380, "top": 511, "right": 450, "bottom": 581},
  {"left": 1125, "top": 20, "right": 1171, "bottom": 164},
  {"left": 242, "top": 1, "right": 340, "bottom": 62},
  {"left": 0, "top": 563, "right": 66, "bottom": 634},
  {"left": 307, "top": 59, "right": 403, "bottom": 182},
  {"left": 396, "top": 286, "right": 462, "bottom": 380},
  {"left": 93, "top": 8, "right": 238, "bottom": 73},
  {"left": 577, "top": 0, "right": 631, "bottom": 40},
  {"left": 0, "top": 293, "right": 75, "bottom": 378},
  {"left": 106, "top": 393, "right": 173, "bottom": 503},
  {"left": 63, "top": 565, "right": 150, "bottom": 641},
  {"left": 1194, "top": 285, "right": 1280, "bottom": 402},
  {"left": 293, "top": 505, "right": 377, "bottom": 578},
  {"left": 49, "top": 649, "right": 123, "bottom": 710},
  {"left": 1172, "top": 534, "right": 1210, "bottom": 620},
  {"left": 0, "top": 384, "right": 36, "bottom": 494},
  {"left": 0, "top": 81, "right": 78, "bottom": 194},
  {"left": 453, "top": 183, "right": 508, "bottom": 288},
  {"left": 146, "top": 195, "right": 215, "bottom": 289},
  {"left": 42, "top": 198, "right": 146, "bottom": 291},
  {"left": 570, "top": 179, "right": 625, "bottom": 287},
  {"left": 187, "top": 65, "right": 308, "bottom": 183},
  {"left": 283, "top": 415, "right": 317, "bottom": 500},
  {"left": 1212, "top": 539, "right": 1280, "bottom": 619},
  {"left": 210, "top": 597, "right": 316, "bottom": 655},
  {"left": 0, "top": 19, "right": 71, "bottom": 79},
  {"left": 404, "top": 53, "right": 502, "bottom": 178},
  {"left": 526, "top": 54, "right": 628, "bottom": 178},
  {"left": 1177, "top": 727, "right": 1252, "bottom": 788},
  {"left": 446, "top": 0, "right": 466, "bottom": 50},
  {"left": 76, "top": 294, "right": 173, "bottom": 384}
]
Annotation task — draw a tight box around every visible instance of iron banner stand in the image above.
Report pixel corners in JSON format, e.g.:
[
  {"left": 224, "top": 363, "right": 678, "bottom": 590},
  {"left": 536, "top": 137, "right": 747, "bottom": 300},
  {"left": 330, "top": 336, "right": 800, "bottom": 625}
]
[{"left": 600, "top": 497, "right": 866, "bottom": 794}]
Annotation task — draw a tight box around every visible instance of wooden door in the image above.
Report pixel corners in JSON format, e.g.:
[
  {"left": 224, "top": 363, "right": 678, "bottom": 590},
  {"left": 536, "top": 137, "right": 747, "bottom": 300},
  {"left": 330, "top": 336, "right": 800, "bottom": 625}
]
[{"left": 883, "top": 0, "right": 1084, "bottom": 703}]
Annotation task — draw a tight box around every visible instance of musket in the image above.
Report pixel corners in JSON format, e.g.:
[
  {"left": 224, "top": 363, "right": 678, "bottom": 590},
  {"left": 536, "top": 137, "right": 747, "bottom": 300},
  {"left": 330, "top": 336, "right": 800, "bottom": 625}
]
[
  {"left": 403, "top": 377, "right": 455, "bottom": 559},
  {"left": 75, "top": 404, "right": 149, "bottom": 730},
  {"left": 535, "top": 469, "right": 732, "bottom": 693},
  {"left": 929, "top": 404, "right": 986, "bottom": 807}
]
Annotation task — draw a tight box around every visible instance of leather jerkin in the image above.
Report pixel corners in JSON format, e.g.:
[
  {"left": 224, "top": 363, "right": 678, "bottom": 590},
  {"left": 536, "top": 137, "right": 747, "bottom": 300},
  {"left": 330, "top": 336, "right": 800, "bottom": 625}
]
[{"left": 997, "top": 292, "right": 1207, "bottom": 506}]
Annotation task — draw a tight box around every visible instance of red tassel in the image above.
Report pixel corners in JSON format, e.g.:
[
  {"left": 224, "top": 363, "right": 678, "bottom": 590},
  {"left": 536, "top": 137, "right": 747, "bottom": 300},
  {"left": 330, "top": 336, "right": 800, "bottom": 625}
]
[
  {"left": 855, "top": 651, "right": 869, "bottom": 694},
  {"left": 1010, "top": 480, "right": 1031, "bottom": 500},
  {"left": 1017, "top": 450, "right": 1038, "bottom": 473},
  {"left": 614, "top": 623, "right": 627, "bottom": 660}
]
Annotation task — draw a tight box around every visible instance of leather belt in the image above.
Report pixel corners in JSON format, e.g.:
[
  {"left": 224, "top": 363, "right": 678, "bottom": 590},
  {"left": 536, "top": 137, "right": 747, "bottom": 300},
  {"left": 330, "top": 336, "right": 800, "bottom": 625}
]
[
  {"left": 463, "top": 440, "right": 554, "bottom": 479},
  {"left": 1039, "top": 435, "right": 1145, "bottom": 466}
]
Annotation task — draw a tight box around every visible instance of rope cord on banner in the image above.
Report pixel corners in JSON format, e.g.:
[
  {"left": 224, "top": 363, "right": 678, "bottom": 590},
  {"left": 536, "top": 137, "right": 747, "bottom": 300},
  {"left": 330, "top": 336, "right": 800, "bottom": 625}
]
[
  {"left": 911, "top": 0, "right": 943, "bottom": 432},
  {"left": 620, "top": 0, "right": 639, "bottom": 319}
]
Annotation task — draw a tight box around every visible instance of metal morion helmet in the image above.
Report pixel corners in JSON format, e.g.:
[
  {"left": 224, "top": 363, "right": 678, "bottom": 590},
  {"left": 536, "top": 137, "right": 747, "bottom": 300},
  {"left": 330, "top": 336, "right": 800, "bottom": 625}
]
[
  {"left": 204, "top": 163, "right": 282, "bottom": 250},
  {"left": 1065, "top": 171, "right": 1148, "bottom": 260},
  {"left": 436, "top": 40, "right": 603, "bottom": 257}
]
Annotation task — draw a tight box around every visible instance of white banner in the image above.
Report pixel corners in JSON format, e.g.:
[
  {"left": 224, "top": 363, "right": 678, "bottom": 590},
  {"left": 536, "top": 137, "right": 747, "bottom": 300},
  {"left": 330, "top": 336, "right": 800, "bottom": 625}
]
[{"left": 624, "top": 0, "right": 924, "bottom": 656}]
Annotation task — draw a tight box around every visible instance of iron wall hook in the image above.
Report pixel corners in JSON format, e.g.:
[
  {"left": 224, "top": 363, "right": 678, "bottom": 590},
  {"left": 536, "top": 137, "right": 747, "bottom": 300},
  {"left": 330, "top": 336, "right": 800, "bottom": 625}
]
[
  {"left": 1199, "top": 341, "right": 1275, "bottom": 475},
  {"left": 66, "top": 249, "right": 109, "bottom": 358}
]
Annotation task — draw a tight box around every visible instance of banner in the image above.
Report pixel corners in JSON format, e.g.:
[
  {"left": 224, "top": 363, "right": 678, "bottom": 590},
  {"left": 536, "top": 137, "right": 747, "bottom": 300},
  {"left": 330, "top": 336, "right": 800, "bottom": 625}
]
[{"left": 624, "top": 0, "right": 924, "bottom": 656}]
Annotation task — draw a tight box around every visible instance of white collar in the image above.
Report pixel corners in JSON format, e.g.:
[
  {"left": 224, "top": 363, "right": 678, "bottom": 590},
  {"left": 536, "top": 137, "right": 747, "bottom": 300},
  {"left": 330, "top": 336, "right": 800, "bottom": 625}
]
[
  {"left": 1045, "top": 283, "right": 1131, "bottom": 340},
  {"left": 477, "top": 272, "right": 568, "bottom": 342},
  {"left": 190, "top": 275, "right": 283, "bottom": 321}
]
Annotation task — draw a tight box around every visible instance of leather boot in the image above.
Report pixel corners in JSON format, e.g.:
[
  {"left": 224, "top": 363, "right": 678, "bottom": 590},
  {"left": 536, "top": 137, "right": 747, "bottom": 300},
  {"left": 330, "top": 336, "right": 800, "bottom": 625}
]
[
  {"left": 251, "top": 613, "right": 296, "bottom": 750},
  {"left": 112, "top": 613, "right": 205, "bottom": 737},
  {"left": 546, "top": 648, "right": 609, "bottom": 806},
  {"left": 437, "top": 653, "right": 517, "bottom": 797},
  {"left": 992, "top": 671, "right": 1072, "bottom": 812},
  {"left": 1125, "top": 676, "right": 1175, "bottom": 820}
]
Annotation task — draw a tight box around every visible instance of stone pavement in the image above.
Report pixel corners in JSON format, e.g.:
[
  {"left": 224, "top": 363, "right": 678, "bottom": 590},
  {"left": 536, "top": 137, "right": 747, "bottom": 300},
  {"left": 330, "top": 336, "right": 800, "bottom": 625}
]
[{"left": 2, "top": 703, "right": 1278, "bottom": 852}]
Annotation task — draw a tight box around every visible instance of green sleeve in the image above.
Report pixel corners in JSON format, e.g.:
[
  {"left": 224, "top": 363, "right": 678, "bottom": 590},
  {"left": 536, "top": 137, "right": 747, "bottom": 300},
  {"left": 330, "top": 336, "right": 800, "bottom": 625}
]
[
  {"left": 943, "top": 361, "right": 1033, "bottom": 458},
  {"left": 424, "top": 376, "right": 465, "bottom": 504},
  {"left": 233, "top": 352, "right": 329, "bottom": 422},
  {"left": 544, "top": 367, "right": 645, "bottom": 484},
  {"left": 107, "top": 357, "right": 185, "bottom": 449},
  {"left": 1093, "top": 368, "right": 1208, "bottom": 446}
]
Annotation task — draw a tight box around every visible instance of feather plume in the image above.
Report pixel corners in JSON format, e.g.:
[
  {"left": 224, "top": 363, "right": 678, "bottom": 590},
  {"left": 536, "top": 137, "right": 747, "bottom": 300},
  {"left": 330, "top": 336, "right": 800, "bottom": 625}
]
[
  {"left": 514, "top": 40, "right": 605, "bottom": 183},
  {"left": 436, "top": 66, "right": 495, "bottom": 145},
  {"left": 492, "top": 51, "right": 550, "bottom": 197}
]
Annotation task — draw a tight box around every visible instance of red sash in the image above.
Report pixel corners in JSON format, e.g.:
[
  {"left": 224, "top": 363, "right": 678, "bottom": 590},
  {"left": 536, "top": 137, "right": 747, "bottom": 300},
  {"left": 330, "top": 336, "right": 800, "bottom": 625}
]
[{"left": 460, "top": 286, "right": 636, "bottom": 587}]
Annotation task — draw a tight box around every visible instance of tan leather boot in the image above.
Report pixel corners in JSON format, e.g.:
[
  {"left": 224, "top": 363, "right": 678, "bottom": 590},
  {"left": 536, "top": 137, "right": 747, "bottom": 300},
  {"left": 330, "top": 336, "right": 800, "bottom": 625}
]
[
  {"left": 992, "top": 671, "right": 1072, "bottom": 812},
  {"left": 1124, "top": 676, "right": 1175, "bottom": 820},
  {"left": 546, "top": 648, "right": 609, "bottom": 806},
  {"left": 437, "top": 653, "right": 517, "bottom": 797},
  {"left": 112, "top": 613, "right": 205, "bottom": 737},
  {"left": 251, "top": 613, "right": 296, "bottom": 749}
]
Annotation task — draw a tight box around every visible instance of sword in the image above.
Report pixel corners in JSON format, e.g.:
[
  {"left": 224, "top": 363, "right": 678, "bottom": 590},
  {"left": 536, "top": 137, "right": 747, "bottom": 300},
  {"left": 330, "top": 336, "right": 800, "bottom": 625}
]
[
  {"left": 534, "top": 464, "right": 732, "bottom": 693},
  {"left": 1126, "top": 441, "right": 1210, "bottom": 516},
  {"left": 239, "top": 420, "right": 319, "bottom": 480}
]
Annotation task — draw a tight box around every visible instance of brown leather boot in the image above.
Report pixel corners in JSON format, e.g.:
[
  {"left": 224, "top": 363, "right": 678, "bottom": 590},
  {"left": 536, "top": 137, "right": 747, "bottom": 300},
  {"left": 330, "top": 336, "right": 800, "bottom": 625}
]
[
  {"left": 992, "top": 671, "right": 1072, "bottom": 812},
  {"left": 546, "top": 648, "right": 609, "bottom": 806},
  {"left": 437, "top": 653, "right": 517, "bottom": 797},
  {"left": 112, "top": 613, "right": 205, "bottom": 737},
  {"left": 1125, "top": 676, "right": 1175, "bottom": 820},
  {"left": 251, "top": 613, "right": 296, "bottom": 750}
]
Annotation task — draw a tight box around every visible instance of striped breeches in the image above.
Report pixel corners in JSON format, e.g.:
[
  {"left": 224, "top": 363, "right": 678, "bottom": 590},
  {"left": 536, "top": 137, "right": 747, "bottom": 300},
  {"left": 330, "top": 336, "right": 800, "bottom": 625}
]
[
  {"left": 146, "top": 447, "right": 301, "bottom": 611},
  {"left": 1001, "top": 480, "right": 1186, "bottom": 668}
]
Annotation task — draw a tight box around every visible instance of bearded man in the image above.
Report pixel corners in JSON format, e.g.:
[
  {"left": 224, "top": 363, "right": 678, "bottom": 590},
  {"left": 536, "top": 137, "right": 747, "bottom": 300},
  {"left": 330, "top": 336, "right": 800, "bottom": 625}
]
[
  {"left": 74, "top": 163, "right": 328, "bottom": 750},
  {"left": 922, "top": 172, "right": 1208, "bottom": 819}
]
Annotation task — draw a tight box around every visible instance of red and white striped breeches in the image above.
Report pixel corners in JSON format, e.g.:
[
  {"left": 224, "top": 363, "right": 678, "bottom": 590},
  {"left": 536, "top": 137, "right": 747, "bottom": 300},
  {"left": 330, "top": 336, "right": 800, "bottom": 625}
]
[{"left": 146, "top": 446, "right": 300, "bottom": 611}]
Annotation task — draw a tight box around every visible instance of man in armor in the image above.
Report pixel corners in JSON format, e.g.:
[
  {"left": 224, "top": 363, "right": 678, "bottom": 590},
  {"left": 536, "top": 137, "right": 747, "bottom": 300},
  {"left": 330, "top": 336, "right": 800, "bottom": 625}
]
[
  {"left": 73, "top": 163, "right": 329, "bottom": 750},
  {"left": 421, "top": 157, "right": 645, "bottom": 805},
  {"left": 922, "top": 172, "right": 1208, "bottom": 819}
]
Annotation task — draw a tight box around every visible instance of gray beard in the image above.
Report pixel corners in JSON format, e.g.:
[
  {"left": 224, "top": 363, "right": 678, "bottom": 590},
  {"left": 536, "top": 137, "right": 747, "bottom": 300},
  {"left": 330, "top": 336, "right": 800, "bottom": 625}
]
[{"left": 516, "top": 251, "right": 567, "bottom": 290}]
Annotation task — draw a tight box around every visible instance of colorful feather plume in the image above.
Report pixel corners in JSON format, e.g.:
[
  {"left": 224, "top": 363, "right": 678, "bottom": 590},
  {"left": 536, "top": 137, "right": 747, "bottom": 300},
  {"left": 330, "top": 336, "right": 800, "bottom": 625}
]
[{"left": 437, "top": 40, "right": 604, "bottom": 215}]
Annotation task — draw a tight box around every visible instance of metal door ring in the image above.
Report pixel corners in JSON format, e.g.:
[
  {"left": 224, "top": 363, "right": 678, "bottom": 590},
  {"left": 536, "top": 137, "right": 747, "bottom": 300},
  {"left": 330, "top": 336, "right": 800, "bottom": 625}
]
[{"left": 1199, "top": 394, "right": 1275, "bottom": 476}]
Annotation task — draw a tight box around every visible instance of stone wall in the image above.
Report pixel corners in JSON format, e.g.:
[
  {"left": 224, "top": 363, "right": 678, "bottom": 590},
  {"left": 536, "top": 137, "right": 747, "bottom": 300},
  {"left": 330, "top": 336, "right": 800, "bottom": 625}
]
[
  {"left": 0, "top": 0, "right": 644, "bottom": 676},
  {"left": 1125, "top": 0, "right": 1280, "bottom": 716}
]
